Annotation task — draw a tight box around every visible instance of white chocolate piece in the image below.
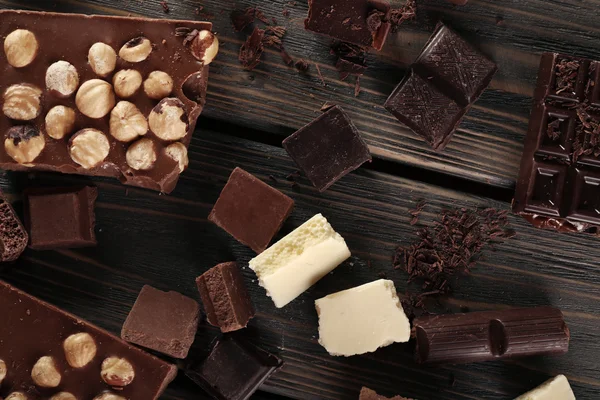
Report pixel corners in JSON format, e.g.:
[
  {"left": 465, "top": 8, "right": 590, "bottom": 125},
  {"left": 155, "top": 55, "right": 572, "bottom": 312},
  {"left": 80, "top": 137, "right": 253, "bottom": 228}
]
[
  {"left": 249, "top": 213, "right": 350, "bottom": 308},
  {"left": 315, "top": 279, "right": 410, "bottom": 357},
  {"left": 515, "top": 375, "right": 575, "bottom": 400}
]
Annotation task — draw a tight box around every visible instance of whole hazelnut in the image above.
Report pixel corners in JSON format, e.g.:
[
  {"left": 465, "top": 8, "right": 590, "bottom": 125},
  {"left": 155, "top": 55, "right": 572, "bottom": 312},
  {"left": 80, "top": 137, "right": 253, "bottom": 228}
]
[
  {"left": 148, "top": 98, "right": 189, "bottom": 141},
  {"left": 2, "top": 84, "right": 42, "bottom": 121},
  {"left": 126, "top": 138, "right": 157, "bottom": 171},
  {"left": 50, "top": 393, "right": 77, "bottom": 400},
  {"left": 119, "top": 37, "right": 152, "bottom": 63},
  {"left": 45, "top": 106, "right": 76, "bottom": 140},
  {"left": 109, "top": 101, "right": 148, "bottom": 142},
  {"left": 31, "top": 356, "right": 61, "bottom": 388},
  {"left": 182, "top": 71, "right": 207, "bottom": 104},
  {"left": 4, "top": 29, "right": 38, "bottom": 68},
  {"left": 63, "top": 332, "right": 97, "bottom": 368},
  {"left": 113, "top": 69, "right": 142, "bottom": 98},
  {"left": 190, "top": 30, "right": 219, "bottom": 65},
  {"left": 75, "top": 79, "right": 116, "bottom": 119},
  {"left": 88, "top": 42, "right": 117, "bottom": 77},
  {"left": 0, "top": 358, "right": 6, "bottom": 384},
  {"left": 6, "top": 392, "right": 28, "bottom": 400},
  {"left": 143, "top": 71, "right": 173, "bottom": 100},
  {"left": 100, "top": 356, "right": 135, "bottom": 387},
  {"left": 46, "top": 61, "right": 79, "bottom": 97},
  {"left": 93, "top": 393, "right": 126, "bottom": 400},
  {"left": 165, "top": 142, "right": 189, "bottom": 173},
  {"left": 69, "top": 129, "right": 110, "bottom": 169},
  {"left": 5, "top": 125, "right": 45, "bottom": 164}
]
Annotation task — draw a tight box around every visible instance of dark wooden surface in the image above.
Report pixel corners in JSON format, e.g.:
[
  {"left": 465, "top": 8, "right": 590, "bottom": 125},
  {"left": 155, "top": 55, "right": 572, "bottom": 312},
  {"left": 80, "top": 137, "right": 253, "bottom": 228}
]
[{"left": 1, "top": 0, "right": 599, "bottom": 399}]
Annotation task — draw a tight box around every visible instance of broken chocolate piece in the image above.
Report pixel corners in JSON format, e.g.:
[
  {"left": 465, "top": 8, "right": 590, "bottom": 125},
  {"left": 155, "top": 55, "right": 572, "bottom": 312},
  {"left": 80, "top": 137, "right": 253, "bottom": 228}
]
[
  {"left": 0, "top": 191, "right": 28, "bottom": 261},
  {"left": 359, "top": 387, "right": 413, "bottom": 400},
  {"left": 239, "top": 27, "right": 265, "bottom": 70},
  {"left": 336, "top": 58, "right": 367, "bottom": 80}
]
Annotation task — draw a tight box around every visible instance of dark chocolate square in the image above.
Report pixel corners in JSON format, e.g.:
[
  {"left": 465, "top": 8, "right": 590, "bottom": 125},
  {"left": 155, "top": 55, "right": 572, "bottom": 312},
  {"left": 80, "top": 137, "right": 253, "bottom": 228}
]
[
  {"left": 282, "top": 105, "right": 372, "bottom": 192},
  {"left": 121, "top": 285, "right": 200, "bottom": 359},
  {"left": 186, "top": 335, "right": 282, "bottom": 400},
  {"left": 208, "top": 168, "right": 294, "bottom": 253},
  {"left": 24, "top": 186, "right": 97, "bottom": 250}
]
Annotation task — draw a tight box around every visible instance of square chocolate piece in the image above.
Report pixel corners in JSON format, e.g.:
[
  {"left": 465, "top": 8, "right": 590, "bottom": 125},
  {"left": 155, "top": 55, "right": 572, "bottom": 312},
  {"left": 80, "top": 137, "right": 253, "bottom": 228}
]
[
  {"left": 122, "top": 285, "right": 200, "bottom": 359},
  {"left": 208, "top": 168, "right": 294, "bottom": 253},
  {"left": 24, "top": 186, "right": 97, "bottom": 250},
  {"left": 196, "top": 262, "right": 255, "bottom": 333},
  {"left": 282, "top": 105, "right": 372, "bottom": 192},
  {"left": 186, "top": 335, "right": 283, "bottom": 400}
]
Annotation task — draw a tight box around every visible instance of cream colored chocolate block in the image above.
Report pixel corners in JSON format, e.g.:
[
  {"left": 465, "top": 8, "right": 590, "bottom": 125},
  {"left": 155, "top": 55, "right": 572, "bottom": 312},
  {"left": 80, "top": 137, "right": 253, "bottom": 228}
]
[
  {"left": 315, "top": 279, "right": 410, "bottom": 357},
  {"left": 249, "top": 213, "right": 350, "bottom": 308},
  {"left": 515, "top": 375, "right": 575, "bottom": 400}
]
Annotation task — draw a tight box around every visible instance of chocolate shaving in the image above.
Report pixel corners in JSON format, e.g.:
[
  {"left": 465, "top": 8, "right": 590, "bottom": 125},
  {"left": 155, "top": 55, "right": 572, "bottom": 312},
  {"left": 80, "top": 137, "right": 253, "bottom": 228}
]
[
  {"left": 265, "top": 26, "right": 286, "bottom": 38},
  {"left": 255, "top": 9, "right": 270, "bottom": 24},
  {"left": 231, "top": 7, "right": 256, "bottom": 32},
  {"left": 546, "top": 117, "right": 562, "bottom": 141},
  {"left": 280, "top": 48, "right": 294, "bottom": 66},
  {"left": 354, "top": 76, "right": 361, "bottom": 97},
  {"left": 366, "top": 10, "right": 385, "bottom": 33},
  {"left": 283, "top": 9, "right": 291, "bottom": 18},
  {"left": 555, "top": 58, "right": 580, "bottom": 95},
  {"left": 389, "top": 0, "right": 417, "bottom": 31},
  {"left": 336, "top": 58, "right": 367, "bottom": 80},
  {"left": 295, "top": 59, "right": 310, "bottom": 72},
  {"left": 409, "top": 200, "right": 426, "bottom": 225},
  {"left": 239, "top": 27, "right": 265, "bottom": 71},
  {"left": 160, "top": 1, "right": 169, "bottom": 13},
  {"left": 315, "top": 64, "right": 326, "bottom": 86}
]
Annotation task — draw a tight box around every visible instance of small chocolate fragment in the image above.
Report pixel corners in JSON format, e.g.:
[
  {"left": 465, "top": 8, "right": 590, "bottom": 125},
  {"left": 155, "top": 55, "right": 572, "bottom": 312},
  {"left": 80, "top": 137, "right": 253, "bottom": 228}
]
[
  {"left": 196, "top": 262, "right": 255, "bottom": 333},
  {"left": 384, "top": 23, "right": 497, "bottom": 151},
  {"left": 295, "top": 59, "right": 310, "bottom": 72},
  {"left": 359, "top": 387, "right": 413, "bottom": 400},
  {"left": 336, "top": 58, "right": 367, "bottom": 80},
  {"left": 282, "top": 105, "right": 371, "bottom": 192},
  {"left": 414, "top": 307, "right": 569, "bottom": 364},
  {"left": 389, "top": 0, "right": 416, "bottom": 30},
  {"left": 24, "top": 186, "right": 97, "bottom": 250},
  {"left": 239, "top": 27, "right": 265, "bottom": 70},
  {"left": 0, "top": 191, "right": 28, "bottom": 261},
  {"left": 185, "top": 336, "right": 282, "bottom": 400},
  {"left": 208, "top": 167, "right": 294, "bottom": 253},
  {"left": 231, "top": 7, "right": 256, "bottom": 32},
  {"left": 121, "top": 285, "right": 200, "bottom": 359}
]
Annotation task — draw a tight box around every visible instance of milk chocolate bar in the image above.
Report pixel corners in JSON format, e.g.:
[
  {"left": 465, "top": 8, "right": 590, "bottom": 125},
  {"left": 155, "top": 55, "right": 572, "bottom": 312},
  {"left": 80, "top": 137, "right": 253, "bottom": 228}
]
[
  {"left": 0, "top": 280, "right": 177, "bottom": 400},
  {"left": 0, "top": 10, "right": 218, "bottom": 193}
]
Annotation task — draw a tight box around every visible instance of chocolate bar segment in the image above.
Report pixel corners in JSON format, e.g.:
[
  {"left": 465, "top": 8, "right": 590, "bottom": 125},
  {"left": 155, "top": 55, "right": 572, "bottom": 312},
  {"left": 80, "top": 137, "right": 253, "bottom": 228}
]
[
  {"left": 385, "top": 23, "right": 496, "bottom": 151},
  {"left": 24, "top": 186, "right": 97, "bottom": 250},
  {"left": 513, "top": 52, "right": 600, "bottom": 232},
  {"left": 0, "top": 191, "right": 28, "bottom": 261},
  {"left": 0, "top": 10, "right": 216, "bottom": 193},
  {"left": 0, "top": 280, "right": 177, "bottom": 400},
  {"left": 414, "top": 307, "right": 569, "bottom": 364}
]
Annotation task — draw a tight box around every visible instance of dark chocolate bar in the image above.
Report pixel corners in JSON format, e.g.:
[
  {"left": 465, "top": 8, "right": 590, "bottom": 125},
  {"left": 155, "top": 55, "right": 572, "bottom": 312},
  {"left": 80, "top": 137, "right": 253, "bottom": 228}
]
[
  {"left": 0, "top": 280, "right": 177, "bottom": 400},
  {"left": 0, "top": 191, "right": 28, "bottom": 261},
  {"left": 414, "top": 307, "right": 569, "bottom": 365},
  {"left": 0, "top": 10, "right": 218, "bottom": 193},
  {"left": 513, "top": 52, "right": 600, "bottom": 233},
  {"left": 384, "top": 23, "right": 496, "bottom": 151}
]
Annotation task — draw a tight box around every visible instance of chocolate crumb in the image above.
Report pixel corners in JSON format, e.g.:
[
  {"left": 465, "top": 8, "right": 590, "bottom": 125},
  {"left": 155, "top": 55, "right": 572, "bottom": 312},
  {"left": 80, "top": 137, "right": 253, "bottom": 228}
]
[
  {"left": 272, "top": 17, "right": 278, "bottom": 25},
  {"left": 409, "top": 200, "right": 426, "bottom": 225},
  {"left": 366, "top": 10, "right": 385, "bottom": 33},
  {"left": 336, "top": 58, "right": 367, "bottom": 80},
  {"left": 286, "top": 170, "right": 301, "bottom": 181},
  {"left": 231, "top": 7, "right": 256, "bottom": 32},
  {"left": 283, "top": 9, "right": 291, "bottom": 18},
  {"left": 295, "top": 59, "right": 310, "bottom": 72},
  {"left": 255, "top": 9, "right": 270, "bottom": 24},
  {"left": 280, "top": 48, "right": 294, "bottom": 65},
  {"left": 555, "top": 58, "right": 580, "bottom": 95},
  {"left": 239, "top": 27, "right": 265, "bottom": 70},
  {"left": 160, "top": 1, "right": 169, "bottom": 13},
  {"left": 495, "top": 16, "right": 505, "bottom": 26},
  {"left": 315, "top": 64, "right": 326, "bottom": 86},
  {"left": 389, "top": 0, "right": 416, "bottom": 31},
  {"left": 354, "top": 76, "right": 361, "bottom": 97}
]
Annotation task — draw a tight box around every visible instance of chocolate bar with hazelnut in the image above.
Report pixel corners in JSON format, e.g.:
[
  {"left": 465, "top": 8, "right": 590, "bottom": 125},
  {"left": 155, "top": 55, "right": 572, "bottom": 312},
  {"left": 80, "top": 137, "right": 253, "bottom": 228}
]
[
  {"left": 0, "top": 10, "right": 219, "bottom": 193},
  {"left": 0, "top": 280, "right": 177, "bottom": 400}
]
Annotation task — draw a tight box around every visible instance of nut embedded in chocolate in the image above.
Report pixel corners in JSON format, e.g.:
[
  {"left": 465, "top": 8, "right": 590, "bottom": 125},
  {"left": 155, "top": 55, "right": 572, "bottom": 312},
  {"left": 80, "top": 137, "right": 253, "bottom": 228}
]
[
  {"left": 68, "top": 128, "right": 110, "bottom": 169},
  {"left": 88, "top": 42, "right": 117, "bottom": 77},
  {"left": 126, "top": 138, "right": 157, "bottom": 170},
  {"left": 49, "top": 393, "right": 77, "bottom": 400},
  {"left": 143, "top": 71, "right": 174, "bottom": 100},
  {"left": 0, "top": 358, "right": 6, "bottom": 384},
  {"left": 31, "top": 356, "right": 61, "bottom": 388},
  {"left": 100, "top": 356, "right": 135, "bottom": 387},
  {"left": 182, "top": 71, "right": 207, "bottom": 104},
  {"left": 76, "top": 79, "right": 116, "bottom": 119},
  {"left": 63, "top": 332, "right": 97, "bottom": 368},
  {"left": 148, "top": 98, "right": 189, "bottom": 141},
  {"left": 4, "top": 29, "right": 38, "bottom": 68},
  {"left": 45, "top": 105, "right": 76, "bottom": 140},
  {"left": 6, "top": 392, "right": 28, "bottom": 400},
  {"left": 46, "top": 61, "right": 79, "bottom": 97},
  {"left": 93, "top": 393, "right": 126, "bottom": 400},
  {"left": 109, "top": 101, "right": 148, "bottom": 142},
  {"left": 119, "top": 37, "right": 153, "bottom": 63},
  {"left": 5, "top": 125, "right": 45, "bottom": 164},
  {"left": 189, "top": 30, "right": 219, "bottom": 65},
  {"left": 113, "top": 69, "right": 143, "bottom": 98},
  {"left": 165, "top": 142, "right": 189, "bottom": 172},
  {"left": 3, "top": 84, "right": 42, "bottom": 121}
]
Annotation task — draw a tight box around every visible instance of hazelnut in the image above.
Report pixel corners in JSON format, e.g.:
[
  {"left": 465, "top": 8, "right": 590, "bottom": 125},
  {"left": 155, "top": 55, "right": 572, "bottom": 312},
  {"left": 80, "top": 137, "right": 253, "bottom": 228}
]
[
  {"left": 31, "top": 356, "right": 61, "bottom": 388},
  {"left": 69, "top": 129, "right": 110, "bottom": 169},
  {"left": 0, "top": 358, "right": 6, "bottom": 384},
  {"left": 109, "top": 101, "right": 148, "bottom": 142},
  {"left": 88, "top": 43, "right": 117, "bottom": 77},
  {"left": 4, "top": 29, "right": 38, "bottom": 68},
  {"left": 93, "top": 393, "right": 126, "bottom": 400},
  {"left": 143, "top": 71, "right": 173, "bottom": 100},
  {"left": 148, "top": 98, "right": 189, "bottom": 141},
  {"left": 182, "top": 72, "right": 207, "bottom": 104},
  {"left": 100, "top": 357, "right": 135, "bottom": 387},
  {"left": 165, "top": 142, "right": 189, "bottom": 173},
  {"left": 63, "top": 332, "right": 97, "bottom": 368},
  {"left": 50, "top": 393, "right": 77, "bottom": 400},
  {"left": 119, "top": 37, "right": 152, "bottom": 63},
  {"left": 75, "top": 79, "right": 116, "bottom": 119},
  {"left": 6, "top": 392, "right": 28, "bottom": 400},
  {"left": 2, "top": 84, "right": 42, "bottom": 121},
  {"left": 5, "top": 125, "right": 45, "bottom": 164},
  {"left": 126, "top": 138, "right": 157, "bottom": 170},
  {"left": 113, "top": 69, "right": 142, "bottom": 98},
  {"left": 190, "top": 30, "right": 219, "bottom": 65},
  {"left": 45, "top": 106, "right": 76, "bottom": 140},
  {"left": 46, "top": 61, "right": 79, "bottom": 97}
]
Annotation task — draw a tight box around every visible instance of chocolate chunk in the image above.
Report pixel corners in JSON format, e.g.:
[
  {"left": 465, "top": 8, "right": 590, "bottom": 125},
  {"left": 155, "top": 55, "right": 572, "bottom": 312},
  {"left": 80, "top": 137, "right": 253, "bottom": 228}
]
[
  {"left": 185, "top": 336, "right": 282, "bottom": 400},
  {"left": 414, "top": 307, "right": 569, "bottom": 364},
  {"left": 0, "top": 280, "right": 177, "bottom": 400},
  {"left": 208, "top": 167, "right": 294, "bottom": 253},
  {"left": 336, "top": 58, "right": 367, "bottom": 80},
  {"left": 196, "top": 262, "right": 255, "bottom": 333},
  {"left": 304, "top": 0, "right": 391, "bottom": 50},
  {"left": 282, "top": 105, "right": 372, "bottom": 192},
  {"left": 122, "top": 285, "right": 200, "bottom": 359},
  {"left": 0, "top": 191, "right": 28, "bottom": 261},
  {"left": 384, "top": 23, "right": 497, "bottom": 151},
  {"left": 359, "top": 387, "right": 412, "bottom": 400},
  {"left": 24, "top": 186, "right": 97, "bottom": 250},
  {"left": 239, "top": 27, "right": 265, "bottom": 70},
  {"left": 513, "top": 53, "right": 600, "bottom": 233}
]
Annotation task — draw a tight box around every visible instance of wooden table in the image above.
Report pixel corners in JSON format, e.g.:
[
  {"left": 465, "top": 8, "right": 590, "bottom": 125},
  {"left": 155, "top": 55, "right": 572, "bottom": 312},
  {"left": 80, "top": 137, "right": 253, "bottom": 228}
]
[{"left": 0, "top": 0, "right": 598, "bottom": 399}]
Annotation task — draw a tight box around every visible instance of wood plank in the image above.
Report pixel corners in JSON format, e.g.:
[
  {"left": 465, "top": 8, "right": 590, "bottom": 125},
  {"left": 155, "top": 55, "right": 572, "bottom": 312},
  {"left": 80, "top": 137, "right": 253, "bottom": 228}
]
[{"left": 1, "top": 130, "right": 598, "bottom": 399}]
